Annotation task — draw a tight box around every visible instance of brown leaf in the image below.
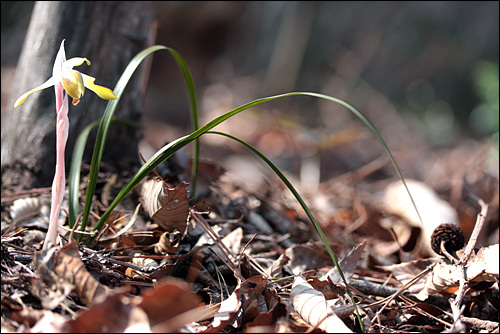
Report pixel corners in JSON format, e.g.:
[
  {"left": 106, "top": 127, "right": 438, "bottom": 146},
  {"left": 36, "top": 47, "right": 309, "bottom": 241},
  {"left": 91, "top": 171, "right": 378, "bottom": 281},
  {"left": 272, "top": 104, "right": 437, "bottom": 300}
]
[
  {"left": 265, "top": 253, "right": 290, "bottom": 277},
  {"left": 240, "top": 276, "right": 267, "bottom": 324},
  {"left": 307, "top": 275, "right": 344, "bottom": 300},
  {"left": 246, "top": 287, "right": 288, "bottom": 328},
  {"left": 138, "top": 277, "right": 202, "bottom": 327},
  {"left": 140, "top": 179, "right": 190, "bottom": 234},
  {"left": 285, "top": 242, "right": 333, "bottom": 275},
  {"left": 53, "top": 242, "right": 111, "bottom": 305},
  {"left": 154, "top": 230, "right": 182, "bottom": 254},
  {"left": 320, "top": 240, "right": 367, "bottom": 284},
  {"left": 32, "top": 246, "right": 75, "bottom": 310},
  {"left": 64, "top": 291, "right": 150, "bottom": 333}
]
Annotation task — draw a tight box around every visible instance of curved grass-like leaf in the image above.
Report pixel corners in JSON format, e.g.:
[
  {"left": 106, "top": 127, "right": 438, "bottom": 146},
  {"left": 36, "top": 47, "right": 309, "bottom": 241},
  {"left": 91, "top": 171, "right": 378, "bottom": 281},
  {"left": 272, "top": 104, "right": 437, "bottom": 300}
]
[
  {"left": 78, "top": 45, "right": 199, "bottom": 238},
  {"left": 88, "top": 95, "right": 280, "bottom": 239},
  {"left": 163, "top": 48, "right": 200, "bottom": 202},
  {"left": 68, "top": 118, "right": 141, "bottom": 229},
  {"left": 205, "top": 130, "right": 363, "bottom": 329},
  {"left": 68, "top": 118, "right": 100, "bottom": 229},
  {"left": 90, "top": 92, "right": 423, "bottom": 250}
]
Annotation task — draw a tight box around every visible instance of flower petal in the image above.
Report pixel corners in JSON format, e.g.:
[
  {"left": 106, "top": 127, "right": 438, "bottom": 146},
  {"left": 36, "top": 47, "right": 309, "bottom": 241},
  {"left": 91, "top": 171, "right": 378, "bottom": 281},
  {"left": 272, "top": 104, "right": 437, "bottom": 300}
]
[
  {"left": 14, "top": 77, "right": 56, "bottom": 107},
  {"left": 64, "top": 57, "right": 91, "bottom": 69},
  {"left": 53, "top": 40, "right": 67, "bottom": 80},
  {"left": 81, "top": 74, "right": 117, "bottom": 100}
]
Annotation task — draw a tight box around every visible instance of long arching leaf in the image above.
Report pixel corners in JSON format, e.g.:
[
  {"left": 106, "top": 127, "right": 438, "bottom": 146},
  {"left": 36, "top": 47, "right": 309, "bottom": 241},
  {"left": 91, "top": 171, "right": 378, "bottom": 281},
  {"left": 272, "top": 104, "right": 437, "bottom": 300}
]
[
  {"left": 68, "top": 117, "right": 140, "bottom": 229},
  {"left": 204, "top": 130, "right": 363, "bottom": 328},
  {"left": 78, "top": 45, "right": 199, "bottom": 238},
  {"left": 92, "top": 92, "right": 422, "bottom": 238}
]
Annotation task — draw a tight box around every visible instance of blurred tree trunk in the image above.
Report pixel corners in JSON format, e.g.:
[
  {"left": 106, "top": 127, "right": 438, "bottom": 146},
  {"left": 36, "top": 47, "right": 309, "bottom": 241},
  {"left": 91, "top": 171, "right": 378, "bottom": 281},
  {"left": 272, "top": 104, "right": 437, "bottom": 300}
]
[{"left": 1, "top": 1, "right": 155, "bottom": 190}]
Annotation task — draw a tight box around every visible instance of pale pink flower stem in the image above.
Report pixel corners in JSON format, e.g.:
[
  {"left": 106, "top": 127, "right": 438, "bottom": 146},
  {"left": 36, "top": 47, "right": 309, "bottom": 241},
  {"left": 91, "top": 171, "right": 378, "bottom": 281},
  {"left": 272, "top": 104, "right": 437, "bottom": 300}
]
[{"left": 43, "top": 82, "right": 69, "bottom": 250}]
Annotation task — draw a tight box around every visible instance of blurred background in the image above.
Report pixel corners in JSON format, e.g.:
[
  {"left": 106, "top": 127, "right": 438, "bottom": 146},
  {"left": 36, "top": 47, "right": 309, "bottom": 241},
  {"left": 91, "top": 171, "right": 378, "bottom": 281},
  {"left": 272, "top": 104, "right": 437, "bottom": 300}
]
[{"left": 2, "top": 1, "right": 498, "bottom": 185}]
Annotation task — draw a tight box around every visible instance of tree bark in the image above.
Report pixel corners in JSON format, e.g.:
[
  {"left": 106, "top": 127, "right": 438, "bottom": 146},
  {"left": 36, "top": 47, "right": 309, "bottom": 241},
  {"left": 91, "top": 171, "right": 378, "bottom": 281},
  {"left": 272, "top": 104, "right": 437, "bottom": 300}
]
[{"left": 1, "top": 1, "right": 156, "bottom": 189}]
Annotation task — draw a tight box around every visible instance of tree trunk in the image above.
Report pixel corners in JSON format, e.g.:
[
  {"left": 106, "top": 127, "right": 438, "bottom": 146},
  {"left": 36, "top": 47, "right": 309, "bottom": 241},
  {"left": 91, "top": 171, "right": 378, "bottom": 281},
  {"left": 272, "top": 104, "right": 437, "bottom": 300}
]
[{"left": 1, "top": 1, "right": 156, "bottom": 190}]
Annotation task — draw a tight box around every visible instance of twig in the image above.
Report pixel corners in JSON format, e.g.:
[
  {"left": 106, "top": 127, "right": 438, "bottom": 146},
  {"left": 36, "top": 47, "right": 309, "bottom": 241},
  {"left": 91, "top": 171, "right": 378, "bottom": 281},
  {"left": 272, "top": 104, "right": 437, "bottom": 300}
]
[
  {"left": 460, "top": 196, "right": 488, "bottom": 265},
  {"left": 371, "top": 266, "right": 433, "bottom": 324},
  {"left": 461, "top": 316, "right": 499, "bottom": 332},
  {"left": 0, "top": 187, "right": 52, "bottom": 203},
  {"left": 399, "top": 295, "right": 453, "bottom": 328},
  {"left": 448, "top": 196, "right": 488, "bottom": 332},
  {"left": 441, "top": 240, "right": 460, "bottom": 264},
  {"left": 447, "top": 304, "right": 466, "bottom": 333},
  {"left": 349, "top": 278, "right": 451, "bottom": 307},
  {"left": 190, "top": 209, "right": 239, "bottom": 275}
]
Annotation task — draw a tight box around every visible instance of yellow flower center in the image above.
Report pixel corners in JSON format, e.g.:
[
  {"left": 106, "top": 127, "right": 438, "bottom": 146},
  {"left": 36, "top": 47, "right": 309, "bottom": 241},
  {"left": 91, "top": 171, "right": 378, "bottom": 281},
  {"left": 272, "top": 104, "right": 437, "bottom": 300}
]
[{"left": 61, "top": 68, "right": 85, "bottom": 105}]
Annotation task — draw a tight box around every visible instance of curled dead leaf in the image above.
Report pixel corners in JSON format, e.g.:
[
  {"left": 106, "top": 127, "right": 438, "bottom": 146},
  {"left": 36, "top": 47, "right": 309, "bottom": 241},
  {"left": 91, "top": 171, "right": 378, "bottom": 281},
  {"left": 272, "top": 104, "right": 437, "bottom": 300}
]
[
  {"left": 415, "top": 260, "right": 460, "bottom": 300},
  {"left": 9, "top": 197, "right": 44, "bottom": 224},
  {"left": 210, "top": 276, "right": 269, "bottom": 331},
  {"left": 415, "top": 244, "right": 499, "bottom": 300},
  {"left": 154, "top": 230, "right": 182, "bottom": 254},
  {"left": 382, "top": 179, "right": 458, "bottom": 256},
  {"left": 291, "top": 274, "right": 352, "bottom": 333},
  {"left": 140, "top": 179, "right": 190, "bottom": 234}
]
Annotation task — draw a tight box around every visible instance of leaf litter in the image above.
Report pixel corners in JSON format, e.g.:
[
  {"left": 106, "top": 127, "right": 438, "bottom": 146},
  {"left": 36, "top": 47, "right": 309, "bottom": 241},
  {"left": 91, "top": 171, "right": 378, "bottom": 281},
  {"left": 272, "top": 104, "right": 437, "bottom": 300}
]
[{"left": 1, "top": 135, "right": 498, "bottom": 333}]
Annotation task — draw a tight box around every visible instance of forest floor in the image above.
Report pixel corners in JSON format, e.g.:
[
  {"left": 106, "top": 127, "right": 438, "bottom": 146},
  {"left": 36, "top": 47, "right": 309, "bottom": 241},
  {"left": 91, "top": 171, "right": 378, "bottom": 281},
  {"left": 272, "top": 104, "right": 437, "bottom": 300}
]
[{"left": 1, "top": 114, "right": 499, "bottom": 333}]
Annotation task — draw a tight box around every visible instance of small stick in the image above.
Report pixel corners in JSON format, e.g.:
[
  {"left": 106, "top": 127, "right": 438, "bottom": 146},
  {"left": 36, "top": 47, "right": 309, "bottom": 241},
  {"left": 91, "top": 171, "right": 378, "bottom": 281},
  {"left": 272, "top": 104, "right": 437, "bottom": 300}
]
[
  {"left": 371, "top": 266, "right": 434, "bottom": 324},
  {"left": 440, "top": 240, "right": 459, "bottom": 264},
  {"left": 449, "top": 195, "right": 488, "bottom": 331},
  {"left": 460, "top": 196, "right": 488, "bottom": 265},
  {"left": 190, "top": 209, "right": 239, "bottom": 274}
]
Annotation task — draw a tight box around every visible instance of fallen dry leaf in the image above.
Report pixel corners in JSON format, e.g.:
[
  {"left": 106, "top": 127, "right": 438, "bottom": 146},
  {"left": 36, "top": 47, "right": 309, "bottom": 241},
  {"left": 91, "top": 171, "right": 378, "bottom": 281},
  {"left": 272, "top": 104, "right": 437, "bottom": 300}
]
[
  {"left": 285, "top": 242, "right": 333, "bottom": 275},
  {"left": 416, "top": 243, "right": 499, "bottom": 300},
  {"left": 140, "top": 179, "right": 190, "bottom": 234},
  {"left": 34, "top": 241, "right": 111, "bottom": 307},
  {"left": 211, "top": 283, "right": 241, "bottom": 330},
  {"left": 291, "top": 274, "right": 352, "bottom": 333},
  {"left": 320, "top": 240, "right": 367, "bottom": 284},
  {"left": 63, "top": 292, "right": 150, "bottom": 333},
  {"left": 54, "top": 242, "right": 111, "bottom": 305},
  {"left": 382, "top": 179, "right": 459, "bottom": 256},
  {"left": 139, "top": 277, "right": 202, "bottom": 327}
]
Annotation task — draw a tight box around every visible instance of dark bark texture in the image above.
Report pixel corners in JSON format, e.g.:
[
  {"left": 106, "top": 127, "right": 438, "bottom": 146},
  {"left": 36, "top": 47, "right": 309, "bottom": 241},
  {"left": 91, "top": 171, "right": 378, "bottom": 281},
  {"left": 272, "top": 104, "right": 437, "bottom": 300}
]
[{"left": 1, "top": 1, "right": 155, "bottom": 189}]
